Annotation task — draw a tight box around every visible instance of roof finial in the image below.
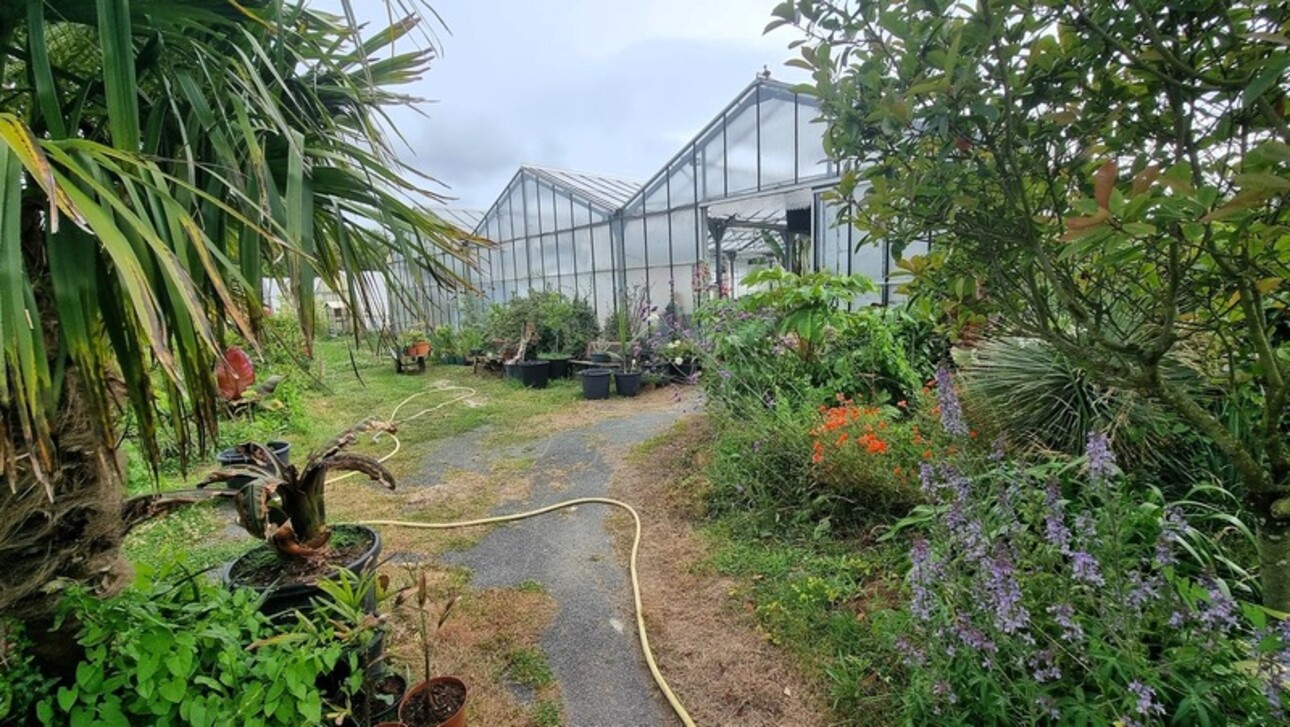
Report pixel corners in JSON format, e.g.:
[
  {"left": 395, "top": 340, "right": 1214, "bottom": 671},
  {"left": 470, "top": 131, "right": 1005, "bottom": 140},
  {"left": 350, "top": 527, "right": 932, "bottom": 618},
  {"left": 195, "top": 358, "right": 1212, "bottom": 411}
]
[{"left": 759, "top": 65, "right": 772, "bottom": 80}]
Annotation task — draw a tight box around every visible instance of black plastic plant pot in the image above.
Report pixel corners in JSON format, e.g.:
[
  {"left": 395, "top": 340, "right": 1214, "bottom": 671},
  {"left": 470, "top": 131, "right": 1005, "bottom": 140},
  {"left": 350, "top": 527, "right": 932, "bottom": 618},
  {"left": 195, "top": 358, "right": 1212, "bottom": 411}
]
[
  {"left": 503, "top": 363, "right": 519, "bottom": 380},
  {"left": 615, "top": 371, "right": 642, "bottom": 397},
  {"left": 545, "top": 357, "right": 570, "bottom": 379},
  {"left": 589, "top": 352, "right": 612, "bottom": 364},
  {"left": 517, "top": 360, "right": 551, "bottom": 389},
  {"left": 215, "top": 441, "right": 291, "bottom": 491},
  {"left": 580, "top": 368, "right": 612, "bottom": 400},
  {"left": 217, "top": 440, "right": 291, "bottom": 468},
  {"left": 225, "top": 524, "right": 382, "bottom": 621}
]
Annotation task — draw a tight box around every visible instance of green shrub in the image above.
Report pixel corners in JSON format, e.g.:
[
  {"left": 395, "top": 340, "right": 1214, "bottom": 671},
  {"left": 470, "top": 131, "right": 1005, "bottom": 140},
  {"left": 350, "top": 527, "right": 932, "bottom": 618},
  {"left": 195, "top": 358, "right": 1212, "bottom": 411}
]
[
  {"left": 484, "top": 292, "right": 598, "bottom": 356},
  {"left": 33, "top": 565, "right": 360, "bottom": 727}
]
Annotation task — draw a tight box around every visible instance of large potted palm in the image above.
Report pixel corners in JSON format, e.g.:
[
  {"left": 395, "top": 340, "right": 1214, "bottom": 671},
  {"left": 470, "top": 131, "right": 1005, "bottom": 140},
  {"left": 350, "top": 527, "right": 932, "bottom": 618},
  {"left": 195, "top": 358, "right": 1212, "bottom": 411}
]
[{"left": 0, "top": 0, "right": 482, "bottom": 670}]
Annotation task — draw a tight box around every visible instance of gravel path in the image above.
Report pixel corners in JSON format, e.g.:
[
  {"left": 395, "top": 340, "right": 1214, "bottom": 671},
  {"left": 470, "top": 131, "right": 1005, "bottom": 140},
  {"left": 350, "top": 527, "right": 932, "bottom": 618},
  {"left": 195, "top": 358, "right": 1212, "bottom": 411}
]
[{"left": 441, "top": 409, "right": 683, "bottom": 726}]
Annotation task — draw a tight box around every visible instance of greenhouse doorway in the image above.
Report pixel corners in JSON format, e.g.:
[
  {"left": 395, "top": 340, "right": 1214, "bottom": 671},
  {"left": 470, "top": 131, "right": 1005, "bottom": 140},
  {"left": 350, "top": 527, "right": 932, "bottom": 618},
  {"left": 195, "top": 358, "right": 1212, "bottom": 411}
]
[{"left": 704, "top": 186, "right": 816, "bottom": 299}]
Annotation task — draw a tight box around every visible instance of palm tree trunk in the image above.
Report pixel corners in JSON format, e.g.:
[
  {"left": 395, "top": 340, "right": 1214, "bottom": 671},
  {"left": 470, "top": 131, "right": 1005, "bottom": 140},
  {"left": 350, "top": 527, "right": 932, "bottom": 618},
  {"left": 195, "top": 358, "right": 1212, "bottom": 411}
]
[{"left": 1, "top": 205, "right": 132, "bottom": 673}]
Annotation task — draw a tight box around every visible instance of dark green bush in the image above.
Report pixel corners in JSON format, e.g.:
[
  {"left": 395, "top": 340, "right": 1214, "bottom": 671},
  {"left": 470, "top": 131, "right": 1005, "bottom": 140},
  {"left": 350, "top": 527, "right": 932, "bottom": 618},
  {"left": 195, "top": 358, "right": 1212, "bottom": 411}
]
[{"left": 484, "top": 291, "right": 598, "bottom": 357}]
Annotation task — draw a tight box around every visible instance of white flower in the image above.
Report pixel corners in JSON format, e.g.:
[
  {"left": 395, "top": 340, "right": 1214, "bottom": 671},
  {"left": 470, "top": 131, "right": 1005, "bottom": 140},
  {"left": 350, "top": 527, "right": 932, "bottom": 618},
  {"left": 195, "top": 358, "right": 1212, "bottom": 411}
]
[
  {"left": 674, "top": 357, "right": 684, "bottom": 365},
  {"left": 647, "top": 312, "right": 660, "bottom": 323}
]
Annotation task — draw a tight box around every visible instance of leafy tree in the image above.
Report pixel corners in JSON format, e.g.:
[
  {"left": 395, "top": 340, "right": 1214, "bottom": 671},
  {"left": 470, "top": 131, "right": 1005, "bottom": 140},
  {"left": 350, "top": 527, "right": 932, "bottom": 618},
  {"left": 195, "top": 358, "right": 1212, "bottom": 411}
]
[
  {"left": 0, "top": 0, "right": 477, "bottom": 628},
  {"left": 778, "top": 0, "right": 1290, "bottom": 607}
]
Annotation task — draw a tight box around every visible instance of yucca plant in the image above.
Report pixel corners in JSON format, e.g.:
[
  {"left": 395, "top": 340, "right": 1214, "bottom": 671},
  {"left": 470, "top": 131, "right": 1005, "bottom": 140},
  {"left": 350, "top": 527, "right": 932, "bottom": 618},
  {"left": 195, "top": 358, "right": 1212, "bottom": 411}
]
[
  {"left": 198, "top": 421, "right": 396, "bottom": 561},
  {"left": 0, "top": 0, "right": 484, "bottom": 627},
  {"left": 955, "top": 337, "right": 1200, "bottom": 472}
]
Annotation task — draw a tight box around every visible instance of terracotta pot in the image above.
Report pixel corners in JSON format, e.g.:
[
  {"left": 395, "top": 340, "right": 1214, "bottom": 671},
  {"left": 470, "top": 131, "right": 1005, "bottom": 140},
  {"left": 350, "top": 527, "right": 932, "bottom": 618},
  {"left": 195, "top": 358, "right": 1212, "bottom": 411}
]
[
  {"left": 398, "top": 676, "right": 467, "bottom": 727},
  {"left": 405, "top": 341, "right": 430, "bottom": 358}
]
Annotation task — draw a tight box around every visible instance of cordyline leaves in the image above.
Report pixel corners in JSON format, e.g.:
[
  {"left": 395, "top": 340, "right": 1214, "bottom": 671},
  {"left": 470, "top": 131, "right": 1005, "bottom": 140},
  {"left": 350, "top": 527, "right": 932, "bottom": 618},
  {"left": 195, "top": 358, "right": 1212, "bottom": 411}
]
[{"left": 1, "top": 1, "right": 486, "bottom": 495}]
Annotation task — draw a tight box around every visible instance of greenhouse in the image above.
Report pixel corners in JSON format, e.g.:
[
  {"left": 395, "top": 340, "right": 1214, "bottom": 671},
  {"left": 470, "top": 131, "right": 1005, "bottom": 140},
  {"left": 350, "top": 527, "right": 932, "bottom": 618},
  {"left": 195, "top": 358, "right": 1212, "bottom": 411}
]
[{"left": 394, "top": 77, "right": 928, "bottom": 331}]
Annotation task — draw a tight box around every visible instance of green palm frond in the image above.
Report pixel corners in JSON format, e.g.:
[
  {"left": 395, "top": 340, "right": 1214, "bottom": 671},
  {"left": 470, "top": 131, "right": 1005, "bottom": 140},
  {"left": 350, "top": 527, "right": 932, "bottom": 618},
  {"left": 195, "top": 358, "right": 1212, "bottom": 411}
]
[{"left": 0, "top": 1, "right": 485, "bottom": 493}]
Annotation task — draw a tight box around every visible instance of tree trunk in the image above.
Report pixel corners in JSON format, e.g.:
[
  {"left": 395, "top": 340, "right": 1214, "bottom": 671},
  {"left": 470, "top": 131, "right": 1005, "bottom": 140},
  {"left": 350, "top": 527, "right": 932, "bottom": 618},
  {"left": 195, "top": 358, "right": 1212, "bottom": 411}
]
[
  {"left": 1255, "top": 510, "right": 1290, "bottom": 612},
  {"left": 0, "top": 370, "right": 132, "bottom": 672}
]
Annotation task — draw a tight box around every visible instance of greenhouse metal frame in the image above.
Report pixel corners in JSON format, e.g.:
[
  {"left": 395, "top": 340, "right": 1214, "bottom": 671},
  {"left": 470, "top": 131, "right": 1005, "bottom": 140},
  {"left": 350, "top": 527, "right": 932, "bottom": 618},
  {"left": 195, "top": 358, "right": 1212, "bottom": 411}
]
[{"left": 393, "top": 77, "right": 924, "bottom": 332}]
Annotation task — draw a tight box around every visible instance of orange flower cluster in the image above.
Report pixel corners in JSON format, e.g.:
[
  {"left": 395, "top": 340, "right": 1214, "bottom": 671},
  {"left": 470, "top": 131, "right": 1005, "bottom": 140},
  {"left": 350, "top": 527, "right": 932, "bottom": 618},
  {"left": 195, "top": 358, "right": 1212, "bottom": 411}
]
[{"left": 810, "top": 396, "right": 890, "bottom": 463}]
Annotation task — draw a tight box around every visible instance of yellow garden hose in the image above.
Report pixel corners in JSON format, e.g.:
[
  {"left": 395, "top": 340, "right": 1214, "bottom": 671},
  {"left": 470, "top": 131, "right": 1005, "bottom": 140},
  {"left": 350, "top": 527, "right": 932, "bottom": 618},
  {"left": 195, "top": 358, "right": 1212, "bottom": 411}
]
[
  {"left": 325, "top": 383, "right": 697, "bottom": 725},
  {"left": 362, "top": 499, "right": 697, "bottom": 727}
]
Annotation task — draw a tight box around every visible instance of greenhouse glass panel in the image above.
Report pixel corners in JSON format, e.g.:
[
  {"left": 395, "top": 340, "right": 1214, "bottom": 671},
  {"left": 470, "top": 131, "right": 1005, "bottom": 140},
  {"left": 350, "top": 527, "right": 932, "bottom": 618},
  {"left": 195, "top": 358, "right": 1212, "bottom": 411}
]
[
  {"left": 591, "top": 222, "right": 613, "bottom": 273},
  {"left": 645, "top": 212, "right": 671, "bottom": 267},
  {"left": 624, "top": 267, "right": 648, "bottom": 301},
  {"left": 759, "top": 94, "right": 797, "bottom": 185},
  {"left": 505, "top": 241, "right": 521, "bottom": 281},
  {"left": 557, "top": 232, "right": 575, "bottom": 276},
  {"left": 574, "top": 198, "right": 591, "bottom": 228},
  {"left": 851, "top": 238, "right": 886, "bottom": 306},
  {"left": 541, "top": 233, "right": 559, "bottom": 279},
  {"left": 669, "top": 208, "right": 698, "bottom": 265},
  {"left": 594, "top": 272, "right": 616, "bottom": 320},
  {"left": 672, "top": 278, "right": 694, "bottom": 314},
  {"left": 573, "top": 226, "right": 592, "bottom": 275},
  {"left": 624, "top": 217, "right": 646, "bottom": 268},
  {"left": 529, "top": 236, "right": 546, "bottom": 281},
  {"left": 818, "top": 198, "right": 849, "bottom": 276},
  {"left": 573, "top": 273, "right": 594, "bottom": 305},
  {"left": 555, "top": 190, "right": 574, "bottom": 230},
  {"left": 644, "top": 178, "right": 668, "bottom": 214},
  {"left": 646, "top": 273, "right": 670, "bottom": 313},
  {"left": 507, "top": 193, "right": 524, "bottom": 242},
  {"left": 699, "top": 125, "right": 725, "bottom": 201},
  {"left": 537, "top": 181, "right": 555, "bottom": 233},
  {"left": 725, "top": 98, "right": 759, "bottom": 194},
  {"left": 797, "top": 110, "right": 829, "bottom": 181},
  {"left": 523, "top": 176, "right": 540, "bottom": 235},
  {"left": 668, "top": 156, "right": 696, "bottom": 207}
]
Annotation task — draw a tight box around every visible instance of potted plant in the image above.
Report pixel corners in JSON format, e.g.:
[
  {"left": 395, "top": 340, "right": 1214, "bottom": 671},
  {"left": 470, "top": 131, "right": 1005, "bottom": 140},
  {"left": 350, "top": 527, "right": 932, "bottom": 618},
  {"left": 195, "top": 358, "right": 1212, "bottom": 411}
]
[
  {"left": 201, "top": 420, "right": 397, "bottom": 619},
  {"left": 398, "top": 574, "right": 467, "bottom": 727},
  {"left": 614, "top": 312, "right": 643, "bottom": 396},
  {"left": 509, "top": 322, "right": 550, "bottom": 389},
  {"left": 664, "top": 339, "right": 701, "bottom": 380},
  {"left": 640, "top": 371, "right": 667, "bottom": 393},
  {"left": 587, "top": 339, "right": 614, "bottom": 364},
  {"left": 315, "top": 569, "right": 408, "bottom": 727},
  {"left": 401, "top": 329, "right": 430, "bottom": 358},
  {"left": 579, "top": 367, "right": 612, "bottom": 400},
  {"left": 430, "top": 326, "right": 457, "bottom": 364},
  {"left": 536, "top": 295, "right": 573, "bottom": 378},
  {"left": 457, "top": 326, "right": 486, "bottom": 363}
]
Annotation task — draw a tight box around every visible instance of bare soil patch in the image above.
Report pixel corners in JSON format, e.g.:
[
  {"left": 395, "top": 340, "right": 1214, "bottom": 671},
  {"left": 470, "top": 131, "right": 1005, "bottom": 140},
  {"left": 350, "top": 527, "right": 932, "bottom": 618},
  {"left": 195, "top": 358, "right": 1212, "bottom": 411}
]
[{"left": 607, "top": 415, "right": 830, "bottom": 726}]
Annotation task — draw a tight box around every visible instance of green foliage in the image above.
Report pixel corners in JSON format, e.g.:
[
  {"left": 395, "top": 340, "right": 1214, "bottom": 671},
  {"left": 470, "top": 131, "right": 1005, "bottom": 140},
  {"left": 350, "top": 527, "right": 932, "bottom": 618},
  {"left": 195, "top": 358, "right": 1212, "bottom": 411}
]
[
  {"left": 782, "top": 0, "right": 1290, "bottom": 606},
  {"left": 956, "top": 337, "right": 1201, "bottom": 476},
  {"left": 739, "top": 268, "right": 876, "bottom": 361},
  {"left": 706, "top": 523, "right": 906, "bottom": 716},
  {"left": 429, "top": 326, "right": 456, "bottom": 359},
  {"left": 202, "top": 422, "right": 395, "bottom": 562},
  {"left": 0, "top": 0, "right": 477, "bottom": 480},
  {"left": 0, "top": 622, "right": 56, "bottom": 723},
  {"left": 484, "top": 291, "right": 598, "bottom": 356},
  {"left": 504, "top": 647, "right": 554, "bottom": 689},
  {"left": 882, "top": 449, "right": 1283, "bottom": 725},
  {"left": 35, "top": 565, "right": 359, "bottom": 727}
]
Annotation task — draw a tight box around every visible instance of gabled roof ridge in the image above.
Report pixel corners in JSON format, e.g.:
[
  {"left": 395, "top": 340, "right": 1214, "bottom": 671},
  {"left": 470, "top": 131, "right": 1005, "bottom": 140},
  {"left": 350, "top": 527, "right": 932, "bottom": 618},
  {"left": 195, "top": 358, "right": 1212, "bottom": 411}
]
[{"left": 518, "top": 164, "right": 642, "bottom": 212}]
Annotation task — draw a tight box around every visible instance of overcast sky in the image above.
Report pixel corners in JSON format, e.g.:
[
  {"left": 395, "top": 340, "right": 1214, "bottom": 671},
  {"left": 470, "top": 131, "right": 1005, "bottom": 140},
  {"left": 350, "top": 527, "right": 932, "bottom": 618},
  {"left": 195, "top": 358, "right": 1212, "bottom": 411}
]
[{"left": 330, "top": 1, "right": 808, "bottom": 211}]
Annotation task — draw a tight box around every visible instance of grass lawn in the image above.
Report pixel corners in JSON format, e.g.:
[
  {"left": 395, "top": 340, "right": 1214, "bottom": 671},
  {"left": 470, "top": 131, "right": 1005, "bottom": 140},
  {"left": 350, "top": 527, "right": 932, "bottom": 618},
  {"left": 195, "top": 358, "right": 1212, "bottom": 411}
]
[{"left": 122, "top": 336, "right": 581, "bottom": 573}]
